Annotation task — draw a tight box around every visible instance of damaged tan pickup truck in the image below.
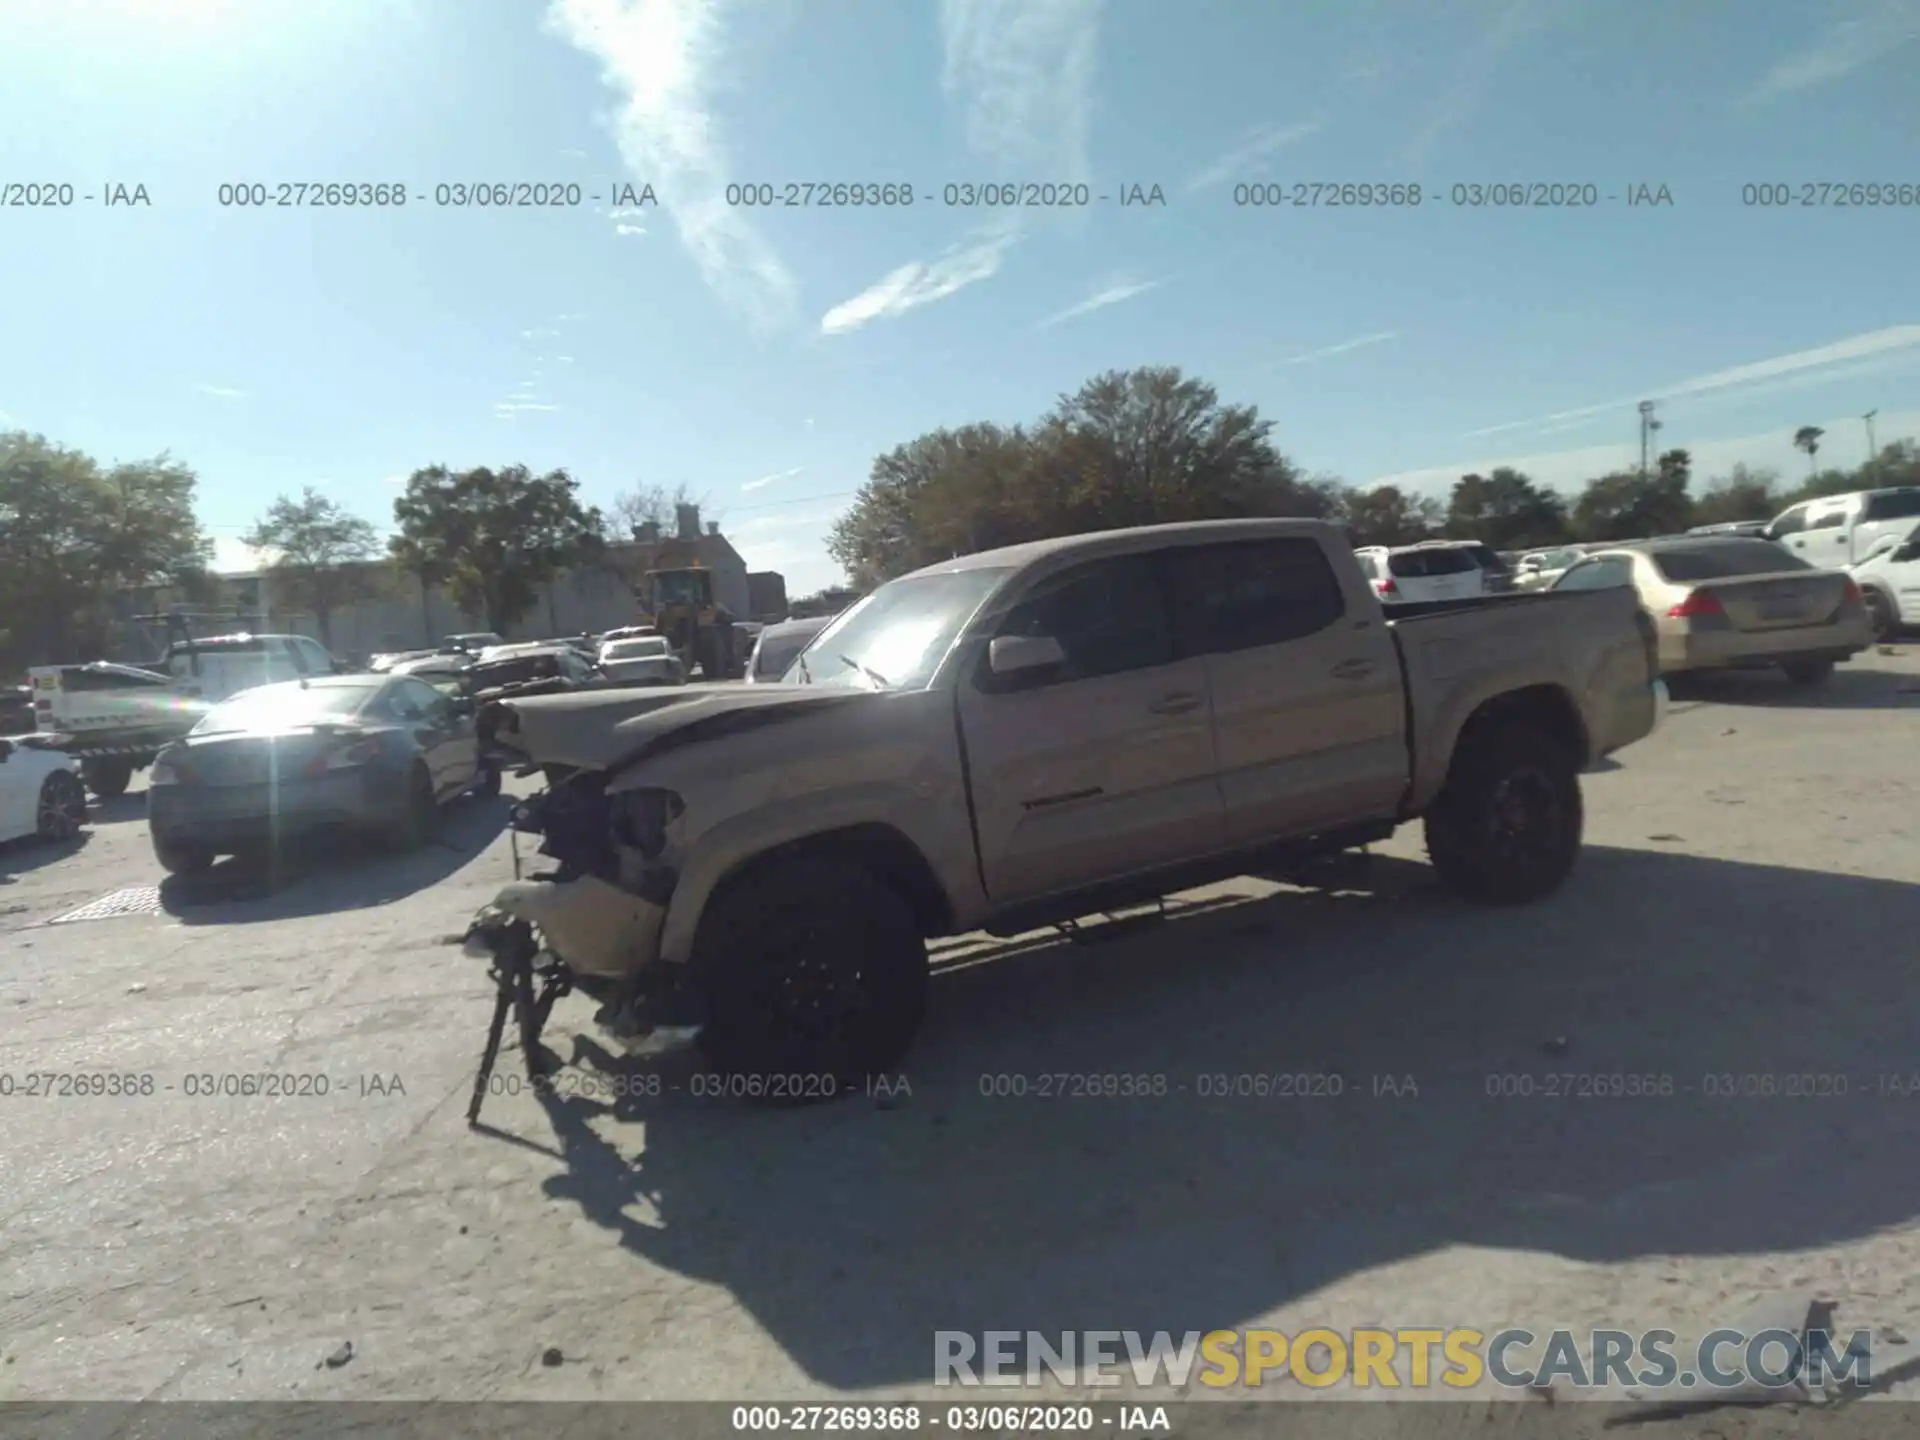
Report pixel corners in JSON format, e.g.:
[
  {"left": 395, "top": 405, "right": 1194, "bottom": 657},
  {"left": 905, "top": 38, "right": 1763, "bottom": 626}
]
[{"left": 460, "top": 517, "right": 1662, "bottom": 1116}]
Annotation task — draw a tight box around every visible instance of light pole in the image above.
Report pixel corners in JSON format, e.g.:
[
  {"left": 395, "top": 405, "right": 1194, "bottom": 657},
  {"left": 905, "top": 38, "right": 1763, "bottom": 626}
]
[
  {"left": 1638, "top": 401, "right": 1657, "bottom": 479},
  {"left": 1864, "top": 409, "right": 1879, "bottom": 479}
]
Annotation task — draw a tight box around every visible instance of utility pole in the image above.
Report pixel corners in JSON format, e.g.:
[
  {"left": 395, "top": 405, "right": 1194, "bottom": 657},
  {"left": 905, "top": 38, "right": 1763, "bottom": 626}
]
[
  {"left": 1864, "top": 409, "right": 1879, "bottom": 480},
  {"left": 1638, "top": 400, "right": 1657, "bottom": 479}
]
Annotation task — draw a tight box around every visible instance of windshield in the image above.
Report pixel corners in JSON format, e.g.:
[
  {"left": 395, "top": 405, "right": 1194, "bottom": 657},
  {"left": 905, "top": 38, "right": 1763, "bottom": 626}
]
[
  {"left": 1651, "top": 540, "right": 1812, "bottom": 581},
  {"left": 785, "top": 568, "right": 1013, "bottom": 690},
  {"left": 603, "top": 639, "right": 670, "bottom": 660},
  {"left": 651, "top": 572, "right": 709, "bottom": 606},
  {"left": 190, "top": 681, "right": 378, "bottom": 734},
  {"left": 755, "top": 627, "right": 825, "bottom": 679}
]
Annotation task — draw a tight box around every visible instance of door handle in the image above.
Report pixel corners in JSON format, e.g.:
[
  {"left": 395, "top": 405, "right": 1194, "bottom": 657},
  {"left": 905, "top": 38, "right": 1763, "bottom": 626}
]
[
  {"left": 1148, "top": 692, "right": 1202, "bottom": 715},
  {"left": 1329, "top": 659, "right": 1375, "bottom": 680}
]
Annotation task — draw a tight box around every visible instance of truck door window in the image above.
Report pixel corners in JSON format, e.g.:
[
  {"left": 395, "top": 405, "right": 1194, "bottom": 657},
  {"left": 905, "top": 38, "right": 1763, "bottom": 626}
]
[
  {"left": 1806, "top": 509, "right": 1845, "bottom": 530},
  {"left": 985, "top": 555, "right": 1174, "bottom": 689},
  {"left": 1861, "top": 490, "right": 1920, "bottom": 522},
  {"left": 1169, "top": 538, "right": 1346, "bottom": 653},
  {"left": 1767, "top": 506, "right": 1807, "bottom": 538}
]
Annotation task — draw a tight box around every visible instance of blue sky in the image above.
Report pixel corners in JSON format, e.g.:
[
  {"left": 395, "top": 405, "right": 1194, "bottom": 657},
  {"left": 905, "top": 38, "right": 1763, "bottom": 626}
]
[{"left": 3, "top": 0, "right": 1917, "bottom": 596}]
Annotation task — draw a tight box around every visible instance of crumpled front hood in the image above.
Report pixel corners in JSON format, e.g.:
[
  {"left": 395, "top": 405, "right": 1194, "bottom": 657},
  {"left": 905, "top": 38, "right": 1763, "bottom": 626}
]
[{"left": 482, "top": 681, "right": 873, "bottom": 772}]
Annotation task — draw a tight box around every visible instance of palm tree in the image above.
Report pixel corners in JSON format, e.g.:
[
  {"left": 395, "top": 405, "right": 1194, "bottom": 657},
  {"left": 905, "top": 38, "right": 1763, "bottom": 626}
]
[{"left": 1793, "top": 425, "right": 1824, "bottom": 480}]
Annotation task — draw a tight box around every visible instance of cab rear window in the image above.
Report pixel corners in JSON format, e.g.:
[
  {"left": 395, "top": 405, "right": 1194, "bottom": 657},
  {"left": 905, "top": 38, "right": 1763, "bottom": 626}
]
[{"left": 1388, "top": 548, "right": 1476, "bottom": 577}]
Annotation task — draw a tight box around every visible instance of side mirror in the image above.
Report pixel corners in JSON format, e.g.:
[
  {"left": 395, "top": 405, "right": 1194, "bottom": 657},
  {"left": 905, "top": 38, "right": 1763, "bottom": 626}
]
[{"left": 989, "top": 634, "right": 1067, "bottom": 676}]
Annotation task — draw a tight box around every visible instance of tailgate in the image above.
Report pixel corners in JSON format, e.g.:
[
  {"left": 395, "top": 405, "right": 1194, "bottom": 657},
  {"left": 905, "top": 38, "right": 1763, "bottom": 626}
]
[{"left": 1707, "top": 572, "right": 1854, "bottom": 632}]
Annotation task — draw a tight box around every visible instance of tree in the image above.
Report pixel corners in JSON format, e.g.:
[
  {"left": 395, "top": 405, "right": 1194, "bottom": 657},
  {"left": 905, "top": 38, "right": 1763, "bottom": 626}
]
[
  {"left": 242, "top": 487, "right": 386, "bottom": 649},
  {"left": 1571, "top": 451, "right": 1694, "bottom": 542},
  {"left": 0, "top": 431, "right": 211, "bottom": 670},
  {"left": 1689, "top": 463, "right": 1780, "bottom": 527},
  {"left": 1793, "top": 425, "right": 1824, "bottom": 480},
  {"left": 389, "top": 465, "right": 605, "bottom": 633},
  {"left": 1340, "top": 484, "right": 1444, "bottom": 547},
  {"left": 607, "top": 481, "right": 711, "bottom": 541},
  {"left": 1444, "top": 468, "right": 1569, "bottom": 549},
  {"left": 829, "top": 367, "right": 1327, "bottom": 586}
]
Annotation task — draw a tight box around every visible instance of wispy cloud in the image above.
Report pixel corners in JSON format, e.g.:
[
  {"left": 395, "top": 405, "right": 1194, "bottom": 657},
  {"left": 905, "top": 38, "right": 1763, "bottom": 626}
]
[
  {"left": 556, "top": 355, "right": 576, "bottom": 364},
  {"left": 1187, "top": 119, "right": 1322, "bottom": 192},
  {"left": 561, "top": 147, "right": 588, "bottom": 159},
  {"left": 742, "top": 465, "right": 805, "bottom": 493},
  {"left": 803, "top": 416, "right": 815, "bottom": 429},
  {"left": 546, "top": 0, "right": 796, "bottom": 331},
  {"left": 194, "top": 383, "right": 245, "bottom": 399},
  {"left": 609, "top": 206, "right": 647, "bottom": 218},
  {"left": 1037, "top": 274, "right": 1164, "bottom": 329},
  {"left": 1285, "top": 330, "right": 1397, "bottom": 365},
  {"left": 819, "top": 221, "right": 1023, "bottom": 335},
  {"left": 939, "top": 0, "right": 1105, "bottom": 179},
  {"left": 555, "top": 312, "right": 585, "bottom": 322},
  {"left": 1461, "top": 326, "right": 1920, "bottom": 440},
  {"left": 1403, "top": 0, "right": 1558, "bottom": 163},
  {"left": 615, "top": 223, "right": 647, "bottom": 237},
  {"left": 1740, "top": 0, "right": 1919, "bottom": 103},
  {"left": 494, "top": 400, "right": 562, "bottom": 418}
]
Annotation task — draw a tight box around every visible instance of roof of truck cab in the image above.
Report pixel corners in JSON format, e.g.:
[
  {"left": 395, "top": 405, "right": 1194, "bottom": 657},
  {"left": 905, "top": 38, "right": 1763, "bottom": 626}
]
[{"left": 899, "top": 517, "right": 1340, "bottom": 578}]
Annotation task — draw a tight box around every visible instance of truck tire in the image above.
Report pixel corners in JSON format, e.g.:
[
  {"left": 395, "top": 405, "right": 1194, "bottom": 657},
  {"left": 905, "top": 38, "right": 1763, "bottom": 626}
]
[
  {"left": 1781, "top": 658, "right": 1835, "bottom": 685},
  {"left": 81, "top": 757, "right": 134, "bottom": 800},
  {"left": 383, "top": 763, "right": 440, "bottom": 851},
  {"left": 1424, "top": 723, "right": 1583, "bottom": 906},
  {"left": 694, "top": 855, "right": 928, "bottom": 1101},
  {"left": 1863, "top": 587, "right": 1898, "bottom": 641}
]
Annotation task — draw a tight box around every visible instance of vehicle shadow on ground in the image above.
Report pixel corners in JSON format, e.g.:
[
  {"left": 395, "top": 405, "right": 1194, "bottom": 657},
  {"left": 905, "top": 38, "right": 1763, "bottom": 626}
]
[
  {"left": 156, "top": 796, "right": 510, "bottom": 924},
  {"left": 0, "top": 832, "right": 91, "bottom": 880},
  {"left": 85, "top": 792, "right": 150, "bottom": 827},
  {"left": 1668, "top": 664, "right": 1920, "bottom": 710},
  {"left": 520, "top": 845, "right": 1920, "bottom": 1390}
]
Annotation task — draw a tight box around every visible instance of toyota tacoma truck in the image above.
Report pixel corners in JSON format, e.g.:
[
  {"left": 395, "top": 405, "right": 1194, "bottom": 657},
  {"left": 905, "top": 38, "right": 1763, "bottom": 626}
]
[{"left": 460, "top": 518, "right": 1661, "bottom": 1110}]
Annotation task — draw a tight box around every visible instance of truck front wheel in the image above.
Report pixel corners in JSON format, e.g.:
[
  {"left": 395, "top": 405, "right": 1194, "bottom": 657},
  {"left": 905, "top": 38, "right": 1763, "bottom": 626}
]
[
  {"left": 1424, "top": 724, "right": 1583, "bottom": 906},
  {"left": 81, "top": 757, "right": 134, "bottom": 800},
  {"left": 694, "top": 855, "right": 928, "bottom": 1100}
]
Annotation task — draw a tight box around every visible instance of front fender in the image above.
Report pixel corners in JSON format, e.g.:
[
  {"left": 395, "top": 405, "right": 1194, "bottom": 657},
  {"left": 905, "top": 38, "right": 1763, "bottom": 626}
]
[{"left": 656, "top": 783, "right": 966, "bottom": 967}]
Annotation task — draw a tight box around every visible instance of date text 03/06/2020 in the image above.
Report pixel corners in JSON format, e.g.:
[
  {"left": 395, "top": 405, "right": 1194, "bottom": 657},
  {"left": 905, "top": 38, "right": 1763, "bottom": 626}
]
[
  {"left": 0, "top": 1071, "right": 407, "bottom": 1099},
  {"left": 720, "top": 182, "right": 1167, "bottom": 209},
  {"left": 973, "top": 1072, "right": 1417, "bottom": 1099},
  {"left": 1227, "top": 181, "right": 1675, "bottom": 208}
]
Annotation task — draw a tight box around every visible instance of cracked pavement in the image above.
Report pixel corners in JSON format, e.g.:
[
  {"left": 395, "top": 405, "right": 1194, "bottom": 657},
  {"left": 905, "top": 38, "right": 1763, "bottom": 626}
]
[{"left": 2, "top": 652, "right": 1918, "bottom": 1407}]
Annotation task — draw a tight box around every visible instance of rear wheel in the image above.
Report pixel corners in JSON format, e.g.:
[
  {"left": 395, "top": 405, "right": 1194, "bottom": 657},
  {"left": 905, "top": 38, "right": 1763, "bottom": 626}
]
[
  {"left": 695, "top": 855, "right": 929, "bottom": 1101},
  {"left": 385, "top": 764, "right": 439, "bottom": 850},
  {"left": 1782, "top": 658, "right": 1835, "bottom": 686},
  {"left": 80, "top": 757, "right": 133, "bottom": 800},
  {"left": 1424, "top": 723, "right": 1583, "bottom": 906},
  {"left": 35, "top": 771, "right": 86, "bottom": 842},
  {"left": 153, "top": 832, "right": 214, "bottom": 875}
]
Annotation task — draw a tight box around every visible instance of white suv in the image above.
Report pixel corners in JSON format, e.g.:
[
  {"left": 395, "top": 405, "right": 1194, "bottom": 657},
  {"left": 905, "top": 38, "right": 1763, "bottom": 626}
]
[{"left": 1353, "top": 544, "right": 1487, "bottom": 605}]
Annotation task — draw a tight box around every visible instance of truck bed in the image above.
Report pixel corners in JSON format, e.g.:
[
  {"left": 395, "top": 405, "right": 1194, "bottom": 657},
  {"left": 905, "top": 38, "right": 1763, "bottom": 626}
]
[{"left": 1387, "top": 585, "right": 1657, "bottom": 814}]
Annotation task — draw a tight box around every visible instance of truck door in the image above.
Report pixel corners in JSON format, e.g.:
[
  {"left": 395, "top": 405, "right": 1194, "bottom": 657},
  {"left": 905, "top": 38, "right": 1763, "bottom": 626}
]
[
  {"left": 1165, "top": 535, "right": 1406, "bottom": 846},
  {"left": 1798, "top": 500, "right": 1853, "bottom": 567},
  {"left": 954, "top": 551, "right": 1225, "bottom": 907}
]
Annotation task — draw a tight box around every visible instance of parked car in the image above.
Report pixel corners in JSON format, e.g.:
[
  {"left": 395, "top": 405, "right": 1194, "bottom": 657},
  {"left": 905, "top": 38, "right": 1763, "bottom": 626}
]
[
  {"left": 1424, "top": 539, "right": 1516, "bottom": 593},
  {"left": 744, "top": 616, "right": 833, "bottom": 683},
  {"left": 0, "top": 734, "right": 87, "bottom": 846},
  {"left": 2, "top": 683, "right": 36, "bottom": 736},
  {"left": 157, "top": 632, "right": 344, "bottom": 703},
  {"left": 1551, "top": 536, "right": 1872, "bottom": 683},
  {"left": 1850, "top": 521, "right": 1920, "bottom": 639},
  {"left": 1513, "top": 546, "right": 1591, "bottom": 591},
  {"left": 442, "top": 632, "right": 504, "bottom": 655},
  {"left": 146, "top": 673, "right": 491, "bottom": 875},
  {"left": 597, "top": 635, "right": 686, "bottom": 687},
  {"left": 1765, "top": 486, "right": 1920, "bottom": 567},
  {"left": 1353, "top": 543, "right": 1486, "bottom": 604},
  {"left": 24, "top": 660, "right": 211, "bottom": 798},
  {"left": 466, "top": 516, "right": 1660, "bottom": 1094}
]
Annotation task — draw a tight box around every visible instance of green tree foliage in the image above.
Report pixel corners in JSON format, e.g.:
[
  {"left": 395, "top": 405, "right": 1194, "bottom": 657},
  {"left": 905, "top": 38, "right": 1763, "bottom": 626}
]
[
  {"left": 1793, "top": 424, "right": 1825, "bottom": 479},
  {"left": 1570, "top": 449, "right": 1695, "bottom": 542},
  {"left": 242, "top": 487, "right": 386, "bottom": 649},
  {"left": 0, "top": 431, "right": 210, "bottom": 670},
  {"left": 828, "top": 367, "right": 1333, "bottom": 586},
  {"left": 1444, "top": 467, "right": 1570, "bottom": 548},
  {"left": 1688, "top": 463, "right": 1781, "bottom": 527},
  {"left": 389, "top": 465, "right": 605, "bottom": 632},
  {"left": 1340, "top": 483, "right": 1444, "bottom": 547}
]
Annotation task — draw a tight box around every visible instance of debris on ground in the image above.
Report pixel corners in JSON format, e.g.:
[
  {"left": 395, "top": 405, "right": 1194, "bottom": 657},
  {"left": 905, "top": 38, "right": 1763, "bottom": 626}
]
[{"left": 321, "top": 1341, "right": 354, "bottom": 1369}]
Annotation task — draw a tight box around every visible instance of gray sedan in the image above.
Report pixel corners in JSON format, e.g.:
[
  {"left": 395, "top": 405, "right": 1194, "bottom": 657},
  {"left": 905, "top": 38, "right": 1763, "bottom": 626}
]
[{"left": 146, "top": 674, "right": 492, "bottom": 875}]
